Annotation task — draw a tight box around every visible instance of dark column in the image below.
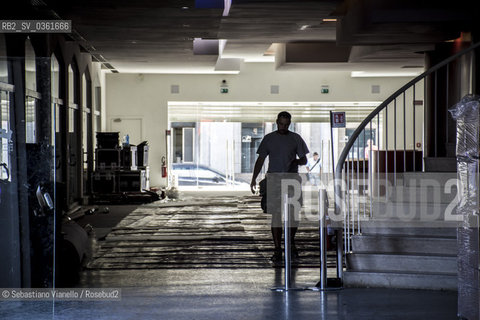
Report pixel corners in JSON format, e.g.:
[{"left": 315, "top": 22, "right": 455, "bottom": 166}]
[
  {"left": 34, "top": 35, "right": 52, "bottom": 145},
  {"left": 59, "top": 61, "right": 68, "bottom": 212},
  {"left": 424, "top": 39, "right": 472, "bottom": 171},
  {"left": 86, "top": 80, "right": 94, "bottom": 198},
  {"left": 472, "top": 30, "right": 480, "bottom": 95},
  {"left": 76, "top": 75, "right": 83, "bottom": 202},
  {"left": 6, "top": 35, "right": 31, "bottom": 288}
]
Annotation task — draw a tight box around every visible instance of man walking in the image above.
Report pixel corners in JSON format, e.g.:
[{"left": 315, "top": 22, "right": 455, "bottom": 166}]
[
  {"left": 306, "top": 152, "right": 321, "bottom": 186},
  {"left": 250, "top": 111, "right": 309, "bottom": 262}
]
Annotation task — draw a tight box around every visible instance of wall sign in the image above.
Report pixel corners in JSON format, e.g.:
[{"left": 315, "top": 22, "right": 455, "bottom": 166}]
[{"left": 331, "top": 111, "right": 346, "bottom": 128}]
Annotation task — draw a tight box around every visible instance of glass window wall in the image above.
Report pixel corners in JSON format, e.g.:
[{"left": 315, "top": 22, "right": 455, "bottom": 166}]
[
  {"left": 168, "top": 103, "right": 377, "bottom": 190},
  {"left": 0, "top": 91, "right": 11, "bottom": 181}
]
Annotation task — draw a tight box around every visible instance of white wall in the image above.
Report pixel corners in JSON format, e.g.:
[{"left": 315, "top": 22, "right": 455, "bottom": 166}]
[{"left": 106, "top": 62, "right": 415, "bottom": 186}]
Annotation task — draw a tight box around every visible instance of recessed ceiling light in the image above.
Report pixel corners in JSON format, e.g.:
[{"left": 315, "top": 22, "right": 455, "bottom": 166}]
[
  {"left": 181, "top": 6, "right": 189, "bottom": 10},
  {"left": 351, "top": 71, "right": 421, "bottom": 77},
  {"left": 322, "top": 18, "right": 337, "bottom": 22},
  {"left": 299, "top": 25, "right": 310, "bottom": 31}
]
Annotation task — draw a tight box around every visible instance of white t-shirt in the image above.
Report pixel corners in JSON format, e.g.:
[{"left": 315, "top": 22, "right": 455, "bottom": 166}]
[
  {"left": 257, "top": 131, "right": 309, "bottom": 173},
  {"left": 307, "top": 157, "right": 321, "bottom": 174}
]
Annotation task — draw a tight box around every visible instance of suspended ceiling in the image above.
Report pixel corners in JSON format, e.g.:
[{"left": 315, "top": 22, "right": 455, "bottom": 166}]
[{"left": 14, "top": 0, "right": 480, "bottom": 74}]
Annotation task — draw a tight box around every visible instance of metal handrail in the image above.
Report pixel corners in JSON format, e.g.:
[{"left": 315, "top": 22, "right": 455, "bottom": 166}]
[
  {"left": 335, "top": 41, "right": 480, "bottom": 178},
  {"left": 333, "top": 40, "right": 480, "bottom": 257}
]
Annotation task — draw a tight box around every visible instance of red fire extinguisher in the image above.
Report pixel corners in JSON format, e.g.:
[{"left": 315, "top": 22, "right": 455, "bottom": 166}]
[{"left": 161, "top": 156, "right": 167, "bottom": 178}]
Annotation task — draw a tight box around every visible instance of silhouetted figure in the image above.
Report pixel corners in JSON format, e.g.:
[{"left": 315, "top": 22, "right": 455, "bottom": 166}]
[{"left": 250, "top": 111, "right": 309, "bottom": 262}]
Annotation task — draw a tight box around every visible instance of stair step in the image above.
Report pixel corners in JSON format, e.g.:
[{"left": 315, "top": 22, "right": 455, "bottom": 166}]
[
  {"left": 360, "top": 220, "right": 459, "bottom": 237},
  {"left": 352, "top": 234, "right": 457, "bottom": 255},
  {"left": 388, "top": 186, "right": 458, "bottom": 204},
  {"left": 371, "top": 201, "right": 460, "bottom": 221},
  {"left": 424, "top": 157, "right": 457, "bottom": 172},
  {"left": 346, "top": 253, "right": 457, "bottom": 274},
  {"left": 344, "top": 271, "right": 458, "bottom": 290},
  {"left": 399, "top": 172, "right": 457, "bottom": 187}
]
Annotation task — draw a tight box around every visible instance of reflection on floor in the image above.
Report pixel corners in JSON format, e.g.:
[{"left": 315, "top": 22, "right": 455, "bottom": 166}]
[
  {"left": 0, "top": 269, "right": 457, "bottom": 320},
  {"left": 87, "top": 195, "right": 334, "bottom": 269},
  {"left": 0, "top": 194, "right": 458, "bottom": 319}
]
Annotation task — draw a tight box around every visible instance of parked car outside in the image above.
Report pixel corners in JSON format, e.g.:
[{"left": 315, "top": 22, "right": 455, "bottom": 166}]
[{"left": 172, "top": 163, "right": 248, "bottom": 187}]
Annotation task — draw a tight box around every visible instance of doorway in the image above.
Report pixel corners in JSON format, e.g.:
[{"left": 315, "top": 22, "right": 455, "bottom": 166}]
[{"left": 241, "top": 123, "right": 264, "bottom": 173}]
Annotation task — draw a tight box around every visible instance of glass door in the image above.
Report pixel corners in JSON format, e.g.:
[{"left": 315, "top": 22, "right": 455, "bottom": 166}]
[{"left": 0, "top": 90, "right": 11, "bottom": 182}]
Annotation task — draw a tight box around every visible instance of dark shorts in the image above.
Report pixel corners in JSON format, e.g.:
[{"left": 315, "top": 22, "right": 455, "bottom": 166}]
[{"left": 265, "top": 173, "right": 303, "bottom": 228}]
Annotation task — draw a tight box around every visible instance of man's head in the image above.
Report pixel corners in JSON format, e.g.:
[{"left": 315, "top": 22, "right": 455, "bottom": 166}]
[
  {"left": 276, "top": 111, "right": 291, "bottom": 134},
  {"left": 313, "top": 152, "right": 319, "bottom": 160}
]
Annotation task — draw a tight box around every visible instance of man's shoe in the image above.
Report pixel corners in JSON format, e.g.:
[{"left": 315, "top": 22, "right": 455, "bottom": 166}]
[{"left": 271, "top": 250, "right": 282, "bottom": 263}]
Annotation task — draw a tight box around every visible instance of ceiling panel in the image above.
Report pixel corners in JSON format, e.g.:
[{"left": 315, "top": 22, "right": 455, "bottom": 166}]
[{"left": 28, "top": 0, "right": 477, "bottom": 73}]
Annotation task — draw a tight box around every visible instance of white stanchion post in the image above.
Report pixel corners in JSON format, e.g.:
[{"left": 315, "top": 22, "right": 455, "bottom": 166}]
[
  {"left": 284, "top": 193, "right": 291, "bottom": 291},
  {"left": 271, "top": 189, "right": 306, "bottom": 292},
  {"left": 319, "top": 189, "right": 327, "bottom": 290}
]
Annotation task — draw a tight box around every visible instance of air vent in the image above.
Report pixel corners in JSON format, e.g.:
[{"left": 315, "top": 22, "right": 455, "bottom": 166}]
[
  {"left": 271, "top": 85, "right": 279, "bottom": 94},
  {"left": 171, "top": 85, "right": 180, "bottom": 94},
  {"left": 371, "top": 85, "right": 380, "bottom": 94}
]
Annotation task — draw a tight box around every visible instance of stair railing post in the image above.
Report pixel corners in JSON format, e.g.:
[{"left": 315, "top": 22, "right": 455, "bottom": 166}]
[
  {"left": 310, "top": 188, "right": 343, "bottom": 291},
  {"left": 336, "top": 228, "right": 343, "bottom": 281}
]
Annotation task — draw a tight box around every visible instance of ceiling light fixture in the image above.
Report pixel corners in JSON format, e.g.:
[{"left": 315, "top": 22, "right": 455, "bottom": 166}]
[
  {"left": 351, "top": 71, "right": 421, "bottom": 78},
  {"left": 322, "top": 18, "right": 337, "bottom": 22},
  {"left": 169, "top": 101, "right": 382, "bottom": 108}
]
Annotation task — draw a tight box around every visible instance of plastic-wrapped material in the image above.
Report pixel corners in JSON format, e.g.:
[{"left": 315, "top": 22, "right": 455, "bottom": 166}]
[
  {"left": 449, "top": 94, "right": 480, "bottom": 320},
  {"left": 450, "top": 94, "right": 480, "bottom": 162},
  {"left": 449, "top": 94, "right": 480, "bottom": 223}
]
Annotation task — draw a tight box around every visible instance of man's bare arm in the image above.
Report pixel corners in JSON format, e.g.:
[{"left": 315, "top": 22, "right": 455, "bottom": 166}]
[{"left": 250, "top": 155, "right": 266, "bottom": 194}]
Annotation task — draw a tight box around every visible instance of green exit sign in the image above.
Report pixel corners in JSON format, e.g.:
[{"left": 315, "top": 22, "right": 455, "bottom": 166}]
[
  {"left": 221, "top": 88, "right": 229, "bottom": 94},
  {"left": 321, "top": 85, "right": 329, "bottom": 94}
]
